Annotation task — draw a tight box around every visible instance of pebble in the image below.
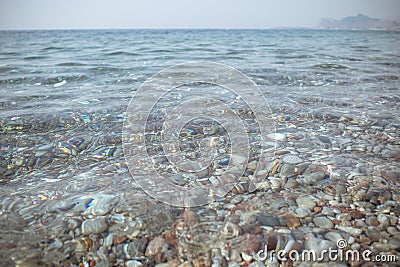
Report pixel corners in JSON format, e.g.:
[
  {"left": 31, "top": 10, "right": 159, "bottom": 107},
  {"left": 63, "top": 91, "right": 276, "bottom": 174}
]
[
  {"left": 81, "top": 216, "right": 108, "bottom": 235},
  {"left": 282, "top": 155, "right": 303, "bottom": 164},
  {"left": 318, "top": 135, "right": 331, "bottom": 144},
  {"left": 298, "top": 172, "right": 325, "bottom": 184},
  {"left": 279, "top": 164, "right": 295, "bottom": 177},
  {"left": 295, "top": 207, "right": 311, "bottom": 217},
  {"left": 296, "top": 196, "right": 316, "bottom": 209},
  {"left": 365, "top": 216, "right": 379, "bottom": 226},
  {"left": 155, "top": 264, "right": 174, "bottom": 267},
  {"left": 325, "top": 232, "right": 343, "bottom": 244},
  {"left": 145, "top": 236, "right": 168, "bottom": 257},
  {"left": 230, "top": 249, "right": 242, "bottom": 263},
  {"left": 304, "top": 235, "right": 336, "bottom": 260},
  {"left": 267, "top": 133, "right": 286, "bottom": 141},
  {"left": 335, "top": 184, "right": 347, "bottom": 195},
  {"left": 126, "top": 260, "right": 143, "bottom": 267},
  {"left": 313, "top": 217, "right": 334, "bottom": 229},
  {"left": 285, "top": 213, "right": 301, "bottom": 229},
  {"left": 256, "top": 214, "right": 283, "bottom": 227},
  {"left": 377, "top": 214, "right": 390, "bottom": 227},
  {"left": 231, "top": 154, "right": 247, "bottom": 165},
  {"left": 336, "top": 226, "right": 363, "bottom": 237},
  {"left": 91, "top": 195, "right": 119, "bottom": 216},
  {"left": 127, "top": 238, "right": 148, "bottom": 257}
]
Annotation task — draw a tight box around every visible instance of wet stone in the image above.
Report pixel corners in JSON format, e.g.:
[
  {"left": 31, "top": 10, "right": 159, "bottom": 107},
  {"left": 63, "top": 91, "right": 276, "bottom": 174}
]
[
  {"left": 81, "top": 216, "right": 108, "bottom": 235},
  {"left": 256, "top": 214, "right": 283, "bottom": 227},
  {"left": 279, "top": 164, "right": 295, "bottom": 178},
  {"left": 281, "top": 155, "right": 303, "bottom": 164},
  {"left": 126, "top": 260, "right": 143, "bottom": 267},
  {"left": 325, "top": 231, "right": 343, "bottom": 244},
  {"left": 313, "top": 216, "right": 334, "bottom": 229},
  {"left": 296, "top": 196, "right": 316, "bottom": 210},
  {"left": 127, "top": 238, "right": 148, "bottom": 258}
]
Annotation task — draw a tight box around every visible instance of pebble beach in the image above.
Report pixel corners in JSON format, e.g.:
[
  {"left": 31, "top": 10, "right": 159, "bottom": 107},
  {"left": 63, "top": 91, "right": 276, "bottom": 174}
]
[{"left": 0, "top": 29, "right": 399, "bottom": 266}]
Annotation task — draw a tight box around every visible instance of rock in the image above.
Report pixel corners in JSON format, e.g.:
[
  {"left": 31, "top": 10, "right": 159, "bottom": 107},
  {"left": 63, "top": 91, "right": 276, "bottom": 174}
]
[
  {"left": 377, "top": 214, "right": 390, "bottom": 227},
  {"left": 279, "top": 164, "right": 295, "bottom": 177},
  {"left": 381, "top": 149, "right": 400, "bottom": 158},
  {"left": 81, "top": 216, "right": 108, "bottom": 235},
  {"left": 155, "top": 264, "right": 174, "bottom": 267},
  {"left": 231, "top": 154, "right": 247, "bottom": 165},
  {"left": 126, "top": 260, "right": 143, "bottom": 267},
  {"left": 256, "top": 214, "right": 283, "bottom": 227},
  {"left": 248, "top": 261, "right": 265, "bottom": 267},
  {"left": 304, "top": 234, "right": 336, "bottom": 261},
  {"left": 285, "top": 213, "right": 301, "bottom": 229},
  {"left": 388, "top": 239, "right": 400, "bottom": 250},
  {"left": 104, "top": 233, "right": 114, "bottom": 248},
  {"left": 295, "top": 207, "right": 311, "bottom": 217},
  {"left": 267, "top": 133, "right": 286, "bottom": 141},
  {"left": 91, "top": 195, "right": 119, "bottom": 216},
  {"left": 313, "top": 217, "right": 334, "bottom": 229},
  {"left": 228, "top": 262, "right": 240, "bottom": 267},
  {"left": 298, "top": 172, "right": 325, "bottom": 184},
  {"left": 336, "top": 226, "right": 362, "bottom": 237},
  {"left": 145, "top": 236, "right": 168, "bottom": 262},
  {"left": 127, "top": 238, "right": 148, "bottom": 257},
  {"left": 247, "top": 161, "right": 257, "bottom": 171},
  {"left": 296, "top": 196, "right": 316, "bottom": 210},
  {"left": 325, "top": 232, "right": 343, "bottom": 244},
  {"left": 335, "top": 184, "right": 347, "bottom": 195},
  {"left": 230, "top": 249, "right": 242, "bottom": 263},
  {"left": 281, "top": 155, "right": 303, "bottom": 164},
  {"left": 318, "top": 135, "right": 331, "bottom": 144}
]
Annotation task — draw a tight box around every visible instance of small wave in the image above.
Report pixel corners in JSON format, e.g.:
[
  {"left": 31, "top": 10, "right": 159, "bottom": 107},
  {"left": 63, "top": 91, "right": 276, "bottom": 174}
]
[
  {"left": 281, "top": 54, "right": 313, "bottom": 59},
  {"left": 41, "top": 46, "right": 65, "bottom": 51},
  {"left": 57, "top": 62, "right": 87, "bottom": 66},
  {"left": 376, "top": 62, "right": 400, "bottom": 67},
  {"left": 312, "top": 63, "right": 349, "bottom": 70},
  {"left": 0, "top": 51, "right": 19, "bottom": 56},
  {"left": 105, "top": 51, "right": 139, "bottom": 56},
  {"left": 89, "top": 66, "right": 125, "bottom": 74},
  {"left": 23, "top": 55, "right": 48, "bottom": 60},
  {"left": 374, "top": 75, "right": 400, "bottom": 82},
  {"left": 0, "top": 67, "right": 18, "bottom": 73},
  {"left": 147, "top": 49, "right": 172, "bottom": 53},
  {"left": 41, "top": 75, "right": 90, "bottom": 85}
]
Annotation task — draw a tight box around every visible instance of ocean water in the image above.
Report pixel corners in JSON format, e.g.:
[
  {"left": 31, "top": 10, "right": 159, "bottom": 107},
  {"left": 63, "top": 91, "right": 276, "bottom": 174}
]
[
  {"left": 1, "top": 29, "right": 399, "bottom": 117},
  {"left": 0, "top": 29, "right": 399, "bottom": 265}
]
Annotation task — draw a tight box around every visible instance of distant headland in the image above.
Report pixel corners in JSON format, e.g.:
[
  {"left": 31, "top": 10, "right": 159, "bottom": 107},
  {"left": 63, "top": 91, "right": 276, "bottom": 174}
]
[{"left": 318, "top": 13, "right": 400, "bottom": 30}]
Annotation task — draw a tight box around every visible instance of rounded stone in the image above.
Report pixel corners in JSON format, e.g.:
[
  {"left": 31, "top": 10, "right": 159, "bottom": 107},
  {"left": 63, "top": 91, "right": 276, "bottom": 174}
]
[{"left": 81, "top": 216, "right": 108, "bottom": 235}]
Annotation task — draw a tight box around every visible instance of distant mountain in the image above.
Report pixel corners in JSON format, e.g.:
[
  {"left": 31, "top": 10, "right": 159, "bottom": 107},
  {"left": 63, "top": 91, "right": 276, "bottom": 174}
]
[{"left": 318, "top": 14, "right": 400, "bottom": 30}]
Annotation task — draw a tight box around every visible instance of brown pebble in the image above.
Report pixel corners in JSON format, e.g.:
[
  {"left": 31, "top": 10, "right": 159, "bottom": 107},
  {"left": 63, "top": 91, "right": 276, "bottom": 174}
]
[
  {"left": 285, "top": 213, "right": 301, "bottom": 229},
  {"left": 182, "top": 209, "right": 199, "bottom": 227},
  {"left": 313, "top": 207, "right": 322, "bottom": 213},
  {"left": 113, "top": 235, "right": 128, "bottom": 246},
  {"left": 350, "top": 211, "right": 365, "bottom": 219},
  {"left": 165, "top": 231, "right": 177, "bottom": 246},
  {"left": 332, "top": 219, "right": 341, "bottom": 225}
]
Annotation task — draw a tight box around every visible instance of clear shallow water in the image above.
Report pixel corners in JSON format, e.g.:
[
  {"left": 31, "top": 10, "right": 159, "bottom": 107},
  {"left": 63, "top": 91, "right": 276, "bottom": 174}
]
[
  {"left": 0, "top": 29, "right": 399, "bottom": 265},
  {"left": 1, "top": 29, "right": 399, "bottom": 117}
]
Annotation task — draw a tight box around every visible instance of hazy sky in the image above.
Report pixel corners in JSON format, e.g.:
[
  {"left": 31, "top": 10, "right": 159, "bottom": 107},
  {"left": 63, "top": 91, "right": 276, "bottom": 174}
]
[{"left": 1, "top": 0, "right": 399, "bottom": 30}]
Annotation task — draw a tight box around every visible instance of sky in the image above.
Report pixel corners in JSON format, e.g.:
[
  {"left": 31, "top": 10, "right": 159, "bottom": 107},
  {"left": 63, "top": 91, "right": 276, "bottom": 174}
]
[{"left": 0, "top": 0, "right": 399, "bottom": 30}]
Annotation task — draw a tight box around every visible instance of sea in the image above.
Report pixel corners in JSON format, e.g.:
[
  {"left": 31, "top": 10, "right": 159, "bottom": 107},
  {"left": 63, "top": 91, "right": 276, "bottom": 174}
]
[{"left": 0, "top": 29, "right": 399, "bottom": 265}]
